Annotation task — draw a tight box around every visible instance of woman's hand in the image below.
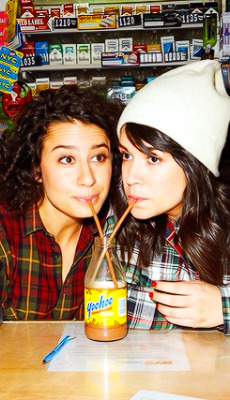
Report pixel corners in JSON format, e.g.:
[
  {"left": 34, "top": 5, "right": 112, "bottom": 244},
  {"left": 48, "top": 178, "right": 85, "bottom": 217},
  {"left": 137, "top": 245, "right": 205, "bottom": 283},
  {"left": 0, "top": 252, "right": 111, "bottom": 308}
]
[{"left": 150, "top": 281, "right": 223, "bottom": 328}]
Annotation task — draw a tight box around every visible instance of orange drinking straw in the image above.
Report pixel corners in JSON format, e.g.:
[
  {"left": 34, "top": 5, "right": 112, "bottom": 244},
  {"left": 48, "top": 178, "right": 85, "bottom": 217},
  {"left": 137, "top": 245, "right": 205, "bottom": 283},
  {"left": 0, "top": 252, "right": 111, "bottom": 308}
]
[
  {"left": 88, "top": 199, "right": 136, "bottom": 288},
  {"left": 88, "top": 200, "right": 118, "bottom": 288},
  {"left": 107, "top": 199, "right": 136, "bottom": 246}
]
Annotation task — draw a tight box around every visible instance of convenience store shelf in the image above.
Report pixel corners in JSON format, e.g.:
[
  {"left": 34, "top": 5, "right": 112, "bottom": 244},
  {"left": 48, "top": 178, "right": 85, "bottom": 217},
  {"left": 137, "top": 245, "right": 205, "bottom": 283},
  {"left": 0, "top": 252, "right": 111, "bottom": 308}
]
[
  {"left": 22, "top": 23, "right": 203, "bottom": 35},
  {"left": 20, "top": 60, "right": 190, "bottom": 72}
]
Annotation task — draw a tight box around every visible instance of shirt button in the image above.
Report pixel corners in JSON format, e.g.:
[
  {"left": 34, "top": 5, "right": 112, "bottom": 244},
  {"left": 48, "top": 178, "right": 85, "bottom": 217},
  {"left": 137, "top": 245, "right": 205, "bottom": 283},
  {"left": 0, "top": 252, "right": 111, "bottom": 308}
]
[{"left": 52, "top": 252, "right": 60, "bottom": 260}]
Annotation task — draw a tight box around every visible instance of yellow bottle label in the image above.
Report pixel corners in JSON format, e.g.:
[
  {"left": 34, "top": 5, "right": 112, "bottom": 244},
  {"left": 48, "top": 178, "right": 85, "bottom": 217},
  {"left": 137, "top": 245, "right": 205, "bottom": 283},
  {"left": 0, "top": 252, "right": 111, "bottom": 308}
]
[{"left": 84, "top": 287, "right": 127, "bottom": 327}]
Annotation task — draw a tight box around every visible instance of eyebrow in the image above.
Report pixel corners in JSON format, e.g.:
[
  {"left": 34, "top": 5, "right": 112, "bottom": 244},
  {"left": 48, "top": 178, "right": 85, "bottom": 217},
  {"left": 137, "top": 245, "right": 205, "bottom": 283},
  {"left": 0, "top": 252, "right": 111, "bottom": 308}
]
[
  {"left": 119, "top": 143, "right": 156, "bottom": 152},
  {"left": 118, "top": 143, "right": 128, "bottom": 151},
  {"left": 52, "top": 143, "right": 110, "bottom": 151}
]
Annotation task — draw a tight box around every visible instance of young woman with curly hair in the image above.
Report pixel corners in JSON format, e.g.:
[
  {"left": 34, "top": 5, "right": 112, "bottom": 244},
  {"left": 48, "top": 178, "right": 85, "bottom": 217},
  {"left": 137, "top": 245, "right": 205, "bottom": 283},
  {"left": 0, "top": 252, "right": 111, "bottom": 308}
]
[{"left": 0, "top": 84, "right": 122, "bottom": 320}]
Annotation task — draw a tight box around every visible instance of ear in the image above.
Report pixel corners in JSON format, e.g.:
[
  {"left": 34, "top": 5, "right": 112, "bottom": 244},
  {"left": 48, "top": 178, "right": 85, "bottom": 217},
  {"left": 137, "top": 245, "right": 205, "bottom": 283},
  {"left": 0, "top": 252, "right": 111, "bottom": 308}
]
[{"left": 34, "top": 167, "right": 42, "bottom": 183}]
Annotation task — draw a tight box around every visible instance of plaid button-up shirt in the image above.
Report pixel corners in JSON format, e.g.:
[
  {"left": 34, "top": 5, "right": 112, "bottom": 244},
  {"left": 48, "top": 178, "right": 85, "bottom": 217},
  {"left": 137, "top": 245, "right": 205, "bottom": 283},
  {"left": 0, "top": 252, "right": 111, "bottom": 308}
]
[
  {"left": 0, "top": 204, "right": 98, "bottom": 320},
  {"left": 105, "top": 215, "right": 230, "bottom": 335}
]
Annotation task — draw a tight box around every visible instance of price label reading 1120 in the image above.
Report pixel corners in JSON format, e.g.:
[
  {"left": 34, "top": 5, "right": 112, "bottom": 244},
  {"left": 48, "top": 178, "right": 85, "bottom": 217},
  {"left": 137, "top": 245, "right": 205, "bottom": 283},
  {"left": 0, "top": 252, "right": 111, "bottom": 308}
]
[{"left": 118, "top": 15, "right": 142, "bottom": 28}]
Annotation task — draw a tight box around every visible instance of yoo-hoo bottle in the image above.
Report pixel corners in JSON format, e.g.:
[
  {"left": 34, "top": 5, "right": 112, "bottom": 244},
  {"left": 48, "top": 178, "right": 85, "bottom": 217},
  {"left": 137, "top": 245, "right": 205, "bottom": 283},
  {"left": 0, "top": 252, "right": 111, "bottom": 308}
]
[{"left": 84, "top": 237, "right": 127, "bottom": 341}]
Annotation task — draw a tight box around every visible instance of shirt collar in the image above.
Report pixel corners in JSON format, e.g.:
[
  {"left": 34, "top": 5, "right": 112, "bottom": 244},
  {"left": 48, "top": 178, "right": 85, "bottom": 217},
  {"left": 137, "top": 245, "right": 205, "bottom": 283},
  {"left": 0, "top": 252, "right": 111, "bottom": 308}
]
[
  {"left": 23, "top": 204, "right": 45, "bottom": 238},
  {"left": 165, "top": 217, "right": 180, "bottom": 239},
  {"left": 23, "top": 204, "right": 99, "bottom": 238}
]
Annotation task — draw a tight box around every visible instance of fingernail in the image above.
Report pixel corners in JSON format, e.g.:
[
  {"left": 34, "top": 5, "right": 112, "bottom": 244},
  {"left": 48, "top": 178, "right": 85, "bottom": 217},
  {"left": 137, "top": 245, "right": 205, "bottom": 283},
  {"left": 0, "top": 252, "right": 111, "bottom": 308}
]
[
  {"left": 151, "top": 281, "right": 157, "bottom": 288},
  {"left": 149, "top": 292, "right": 153, "bottom": 299}
]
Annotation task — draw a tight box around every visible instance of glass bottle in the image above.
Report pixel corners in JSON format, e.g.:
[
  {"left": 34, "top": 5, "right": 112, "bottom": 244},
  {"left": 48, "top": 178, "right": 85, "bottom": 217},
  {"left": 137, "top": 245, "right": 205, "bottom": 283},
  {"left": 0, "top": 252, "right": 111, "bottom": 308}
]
[{"left": 84, "top": 237, "right": 127, "bottom": 341}]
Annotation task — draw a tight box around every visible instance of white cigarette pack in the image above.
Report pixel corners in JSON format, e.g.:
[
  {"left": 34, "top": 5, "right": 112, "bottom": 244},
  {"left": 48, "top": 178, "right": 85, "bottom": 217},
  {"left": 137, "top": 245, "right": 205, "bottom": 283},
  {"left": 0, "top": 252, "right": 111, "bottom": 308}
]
[
  {"left": 91, "top": 43, "right": 105, "bottom": 64},
  {"left": 105, "top": 39, "right": 119, "bottom": 52}
]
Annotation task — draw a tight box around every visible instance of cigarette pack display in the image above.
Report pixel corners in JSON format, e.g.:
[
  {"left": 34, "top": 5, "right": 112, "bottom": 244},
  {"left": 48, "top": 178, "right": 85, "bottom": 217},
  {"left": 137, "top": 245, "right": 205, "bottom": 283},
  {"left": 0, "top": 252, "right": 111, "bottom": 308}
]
[
  {"left": 64, "top": 76, "right": 77, "bottom": 85},
  {"left": 119, "top": 38, "right": 133, "bottom": 51},
  {"left": 49, "top": 44, "right": 63, "bottom": 65},
  {"left": 77, "top": 43, "right": 90, "bottom": 64},
  {"left": 190, "top": 38, "right": 203, "bottom": 59},
  {"left": 143, "top": 13, "right": 164, "bottom": 27},
  {"left": 27, "top": 82, "right": 37, "bottom": 97},
  {"left": 91, "top": 6, "right": 104, "bottom": 14},
  {"left": 176, "top": 40, "right": 190, "bottom": 58},
  {"left": 133, "top": 44, "right": 147, "bottom": 53},
  {"left": 146, "top": 44, "right": 161, "bottom": 52},
  {"left": 140, "top": 52, "right": 163, "bottom": 64},
  {"left": 91, "top": 76, "right": 106, "bottom": 85},
  {"left": 77, "top": 14, "right": 116, "bottom": 29},
  {"left": 76, "top": 3, "right": 89, "bottom": 16},
  {"left": 104, "top": 5, "right": 120, "bottom": 15},
  {"left": 63, "top": 3, "right": 75, "bottom": 17},
  {"left": 161, "top": 36, "right": 175, "bottom": 54},
  {"left": 121, "top": 5, "right": 134, "bottom": 15},
  {"left": 102, "top": 51, "right": 138, "bottom": 66},
  {"left": 34, "top": 41, "right": 49, "bottom": 65},
  {"left": 135, "top": 5, "right": 149, "bottom": 14},
  {"left": 50, "top": 8, "right": 61, "bottom": 18},
  {"left": 34, "top": 9, "right": 49, "bottom": 18},
  {"left": 35, "top": 77, "right": 50, "bottom": 92},
  {"left": 105, "top": 39, "right": 119, "bottom": 52},
  {"left": 62, "top": 44, "right": 76, "bottom": 64},
  {"left": 50, "top": 80, "right": 63, "bottom": 90},
  {"left": 91, "top": 43, "right": 105, "bottom": 64}
]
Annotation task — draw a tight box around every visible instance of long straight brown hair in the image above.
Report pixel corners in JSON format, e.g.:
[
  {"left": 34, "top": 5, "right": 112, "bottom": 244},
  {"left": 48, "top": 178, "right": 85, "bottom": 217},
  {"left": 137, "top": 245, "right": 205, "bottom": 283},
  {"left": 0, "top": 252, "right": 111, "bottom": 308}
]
[{"left": 112, "top": 123, "right": 230, "bottom": 285}]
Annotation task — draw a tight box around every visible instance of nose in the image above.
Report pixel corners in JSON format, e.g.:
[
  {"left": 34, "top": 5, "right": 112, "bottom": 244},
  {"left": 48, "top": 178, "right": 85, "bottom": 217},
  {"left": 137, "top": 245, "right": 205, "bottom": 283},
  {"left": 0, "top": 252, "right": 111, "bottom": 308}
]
[
  {"left": 123, "top": 159, "right": 144, "bottom": 186},
  {"left": 77, "top": 161, "right": 96, "bottom": 187}
]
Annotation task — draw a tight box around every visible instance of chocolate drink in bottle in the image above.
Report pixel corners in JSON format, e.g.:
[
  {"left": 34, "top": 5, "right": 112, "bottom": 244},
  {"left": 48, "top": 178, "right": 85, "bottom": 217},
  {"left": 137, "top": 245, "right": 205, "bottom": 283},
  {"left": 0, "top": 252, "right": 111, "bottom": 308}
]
[{"left": 84, "top": 237, "right": 127, "bottom": 341}]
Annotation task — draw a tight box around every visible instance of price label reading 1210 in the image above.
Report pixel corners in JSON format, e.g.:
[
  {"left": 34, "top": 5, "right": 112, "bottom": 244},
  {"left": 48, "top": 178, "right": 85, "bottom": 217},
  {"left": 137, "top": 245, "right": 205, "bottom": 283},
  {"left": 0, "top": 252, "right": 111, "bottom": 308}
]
[
  {"left": 118, "top": 15, "right": 142, "bottom": 28},
  {"left": 53, "top": 18, "right": 77, "bottom": 29}
]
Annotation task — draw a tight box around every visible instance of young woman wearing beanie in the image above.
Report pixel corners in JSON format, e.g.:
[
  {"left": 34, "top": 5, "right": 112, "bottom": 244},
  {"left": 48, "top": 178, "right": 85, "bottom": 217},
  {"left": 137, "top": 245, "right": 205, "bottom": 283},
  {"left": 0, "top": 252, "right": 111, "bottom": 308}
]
[{"left": 106, "top": 60, "right": 230, "bottom": 335}]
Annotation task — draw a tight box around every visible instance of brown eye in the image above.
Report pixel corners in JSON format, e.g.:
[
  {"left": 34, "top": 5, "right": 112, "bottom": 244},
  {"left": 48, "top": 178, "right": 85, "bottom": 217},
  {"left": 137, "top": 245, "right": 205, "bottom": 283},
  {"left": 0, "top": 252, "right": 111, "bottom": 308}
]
[
  {"left": 59, "top": 156, "right": 74, "bottom": 164},
  {"left": 91, "top": 154, "right": 106, "bottom": 162},
  {"left": 148, "top": 156, "right": 159, "bottom": 164},
  {"left": 121, "top": 152, "right": 131, "bottom": 161}
]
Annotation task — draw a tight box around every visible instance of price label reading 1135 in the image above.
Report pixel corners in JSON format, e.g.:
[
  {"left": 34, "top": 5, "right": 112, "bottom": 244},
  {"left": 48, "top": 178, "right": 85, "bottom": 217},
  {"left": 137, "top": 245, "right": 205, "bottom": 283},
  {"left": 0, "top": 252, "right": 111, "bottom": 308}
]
[
  {"left": 118, "top": 15, "right": 142, "bottom": 28},
  {"left": 181, "top": 13, "right": 203, "bottom": 24}
]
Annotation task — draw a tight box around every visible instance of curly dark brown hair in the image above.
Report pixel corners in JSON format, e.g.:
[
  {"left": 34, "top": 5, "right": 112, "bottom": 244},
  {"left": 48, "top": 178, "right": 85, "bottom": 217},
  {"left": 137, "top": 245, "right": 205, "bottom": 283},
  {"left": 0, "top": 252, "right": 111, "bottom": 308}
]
[{"left": 0, "top": 84, "right": 123, "bottom": 213}]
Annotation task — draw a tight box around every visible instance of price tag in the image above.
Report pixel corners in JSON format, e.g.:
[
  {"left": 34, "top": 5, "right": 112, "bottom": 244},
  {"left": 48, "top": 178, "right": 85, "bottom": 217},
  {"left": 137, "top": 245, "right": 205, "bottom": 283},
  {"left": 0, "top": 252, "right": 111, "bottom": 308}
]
[
  {"left": 118, "top": 15, "right": 142, "bottom": 28},
  {"left": 53, "top": 18, "right": 77, "bottom": 29},
  {"left": 164, "top": 51, "right": 188, "bottom": 62},
  {"left": 181, "top": 13, "right": 203, "bottom": 24},
  {"left": 21, "top": 55, "right": 36, "bottom": 67}
]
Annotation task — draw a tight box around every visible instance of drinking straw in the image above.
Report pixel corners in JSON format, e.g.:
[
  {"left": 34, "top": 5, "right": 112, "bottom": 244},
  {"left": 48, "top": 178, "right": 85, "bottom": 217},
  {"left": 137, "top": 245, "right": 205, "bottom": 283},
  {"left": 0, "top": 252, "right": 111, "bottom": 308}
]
[
  {"left": 88, "top": 200, "right": 118, "bottom": 288},
  {"left": 107, "top": 199, "right": 136, "bottom": 246},
  {"left": 88, "top": 199, "right": 136, "bottom": 288}
]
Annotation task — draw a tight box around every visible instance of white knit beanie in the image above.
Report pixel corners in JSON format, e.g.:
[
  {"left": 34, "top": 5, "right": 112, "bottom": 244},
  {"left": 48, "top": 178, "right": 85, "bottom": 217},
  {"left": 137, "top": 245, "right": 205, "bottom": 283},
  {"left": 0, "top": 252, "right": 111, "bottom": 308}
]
[{"left": 117, "top": 60, "right": 230, "bottom": 176}]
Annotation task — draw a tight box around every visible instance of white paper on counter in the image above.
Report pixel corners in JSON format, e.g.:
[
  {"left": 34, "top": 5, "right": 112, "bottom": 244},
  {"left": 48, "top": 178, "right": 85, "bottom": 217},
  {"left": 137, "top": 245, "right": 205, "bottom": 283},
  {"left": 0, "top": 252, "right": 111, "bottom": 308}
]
[
  {"left": 129, "top": 390, "right": 210, "bottom": 400},
  {"left": 48, "top": 323, "right": 190, "bottom": 372}
]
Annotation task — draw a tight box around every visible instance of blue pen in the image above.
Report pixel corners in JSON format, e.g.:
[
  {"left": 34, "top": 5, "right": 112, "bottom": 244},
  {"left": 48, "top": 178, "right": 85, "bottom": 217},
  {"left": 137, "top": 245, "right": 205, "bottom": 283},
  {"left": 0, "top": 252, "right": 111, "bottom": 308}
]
[{"left": 42, "top": 335, "right": 71, "bottom": 364}]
